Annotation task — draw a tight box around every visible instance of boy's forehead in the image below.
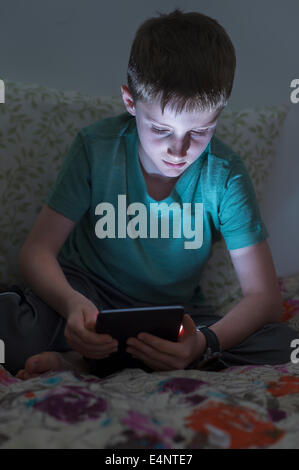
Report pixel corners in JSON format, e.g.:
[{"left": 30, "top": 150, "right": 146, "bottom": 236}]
[{"left": 137, "top": 100, "right": 221, "bottom": 128}]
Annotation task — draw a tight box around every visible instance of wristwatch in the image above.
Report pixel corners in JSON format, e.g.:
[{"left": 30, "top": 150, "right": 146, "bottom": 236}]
[{"left": 186, "top": 325, "right": 222, "bottom": 370}]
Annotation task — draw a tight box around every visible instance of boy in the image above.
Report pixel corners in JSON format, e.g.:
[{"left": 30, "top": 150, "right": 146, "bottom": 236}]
[{"left": 4, "top": 9, "right": 297, "bottom": 379}]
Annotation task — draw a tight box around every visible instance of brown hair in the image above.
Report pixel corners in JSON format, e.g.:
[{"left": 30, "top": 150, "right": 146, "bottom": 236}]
[{"left": 127, "top": 8, "right": 236, "bottom": 114}]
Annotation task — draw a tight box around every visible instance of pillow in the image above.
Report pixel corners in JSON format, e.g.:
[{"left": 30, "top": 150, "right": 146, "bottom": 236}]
[
  {"left": 0, "top": 79, "right": 126, "bottom": 286},
  {"left": 260, "top": 105, "right": 299, "bottom": 278}
]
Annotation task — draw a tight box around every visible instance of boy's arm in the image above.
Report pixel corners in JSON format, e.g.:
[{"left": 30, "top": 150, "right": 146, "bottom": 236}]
[
  {"left": 18, "top": 205, "right": 117, "bottom": 359},
  {"left": 198, "top": 240, "right": 283, "bottom": 352},
  {"left": 18, "top": 204, "right": 81, "bottom": 319}
]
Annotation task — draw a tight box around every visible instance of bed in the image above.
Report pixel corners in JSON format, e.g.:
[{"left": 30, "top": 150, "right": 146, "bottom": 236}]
[{"left": 0, "top": 273, "right": 299, "bottom": 449}]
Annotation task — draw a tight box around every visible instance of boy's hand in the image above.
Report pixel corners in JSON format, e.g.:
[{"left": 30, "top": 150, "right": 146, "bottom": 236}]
[
  {"left": 125, "top": 314, "right": 206, "bottom": 371},
  {"left": 64, "top": 293, "right": 118, "bottom": 359}
]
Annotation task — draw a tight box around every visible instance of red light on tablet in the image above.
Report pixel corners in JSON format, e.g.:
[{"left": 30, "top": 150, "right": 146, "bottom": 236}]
[{"left": 178, "top": 324, "right": 184, "bottom": 338}]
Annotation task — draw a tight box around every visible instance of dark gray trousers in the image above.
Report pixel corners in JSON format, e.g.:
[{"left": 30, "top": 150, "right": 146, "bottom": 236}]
[{"left": 0, "top": 258, "right": 298, "bottom": 376}]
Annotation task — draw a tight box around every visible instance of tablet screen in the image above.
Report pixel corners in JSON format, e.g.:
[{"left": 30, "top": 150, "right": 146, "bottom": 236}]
[{"left": 96, "top": 305, "right": 185, "bottom": 353}]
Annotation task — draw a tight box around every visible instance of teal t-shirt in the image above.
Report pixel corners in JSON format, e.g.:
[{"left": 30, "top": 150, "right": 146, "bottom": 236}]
[{"left": 44, "top": 112, "right": 268, "bottom": 306}]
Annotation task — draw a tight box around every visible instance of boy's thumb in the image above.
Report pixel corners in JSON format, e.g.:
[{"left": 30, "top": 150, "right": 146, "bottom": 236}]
[
  {"left": 84, "top": 309, "right": 98, "bottom": 332},
  {"left": 179, "top": 314, "right": 196, "bottom": 339}
]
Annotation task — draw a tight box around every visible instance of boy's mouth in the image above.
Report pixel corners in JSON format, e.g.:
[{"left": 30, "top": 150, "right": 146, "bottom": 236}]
[{"left": 163, "top": 160, "right": 187, "bottom": 168}]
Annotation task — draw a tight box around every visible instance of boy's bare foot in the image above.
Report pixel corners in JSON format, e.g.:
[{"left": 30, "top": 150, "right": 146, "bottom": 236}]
[{"left": 15, "top": 351, "right": 90, "bottom": 380}]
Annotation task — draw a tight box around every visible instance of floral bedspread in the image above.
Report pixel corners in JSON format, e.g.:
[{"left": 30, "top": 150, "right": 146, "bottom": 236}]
[{"left": 0, "top": 274, "right": 299, "bottom": 450}]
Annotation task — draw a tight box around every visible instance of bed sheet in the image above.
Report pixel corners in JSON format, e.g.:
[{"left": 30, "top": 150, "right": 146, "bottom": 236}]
[{"left": 0, "top": 274, "right": 298, "bottom": 450}]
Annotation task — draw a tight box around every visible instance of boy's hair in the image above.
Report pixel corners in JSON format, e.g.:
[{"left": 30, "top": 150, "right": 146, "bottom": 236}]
[{"left": 127, "top": 8, "right": 236, "bottom": 114}]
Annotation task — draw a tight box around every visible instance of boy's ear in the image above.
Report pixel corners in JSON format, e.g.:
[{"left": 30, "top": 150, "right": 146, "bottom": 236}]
[{"left": 121, "top": 85, "right": 136, "bottom": 116}]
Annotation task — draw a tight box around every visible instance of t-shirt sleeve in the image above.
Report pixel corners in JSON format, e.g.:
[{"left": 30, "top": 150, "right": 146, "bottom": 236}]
[
  {"left": 218, "top": 156, "right": 269, "bottom": 250},
  {"left": 44, "top": 132, "right": 91, "bottom": 222}
]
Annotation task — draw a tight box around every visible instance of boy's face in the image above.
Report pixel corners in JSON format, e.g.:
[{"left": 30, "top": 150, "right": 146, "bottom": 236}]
[{"left": 121, "top": 85, "right": 222, "bottom": 180}]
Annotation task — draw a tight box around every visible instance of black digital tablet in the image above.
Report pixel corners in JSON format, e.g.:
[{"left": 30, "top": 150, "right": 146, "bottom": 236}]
[
  {"left": 85, "top": 305, "right": 185, "bottom": 378},
  {"left": 95, "top": 305, "right": 185, "bottom": 354}
]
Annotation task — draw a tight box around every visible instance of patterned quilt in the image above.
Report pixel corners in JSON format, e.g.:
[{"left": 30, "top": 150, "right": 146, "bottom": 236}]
[{"left": 0, "top": 273, "right": 299, "bottom": 450}]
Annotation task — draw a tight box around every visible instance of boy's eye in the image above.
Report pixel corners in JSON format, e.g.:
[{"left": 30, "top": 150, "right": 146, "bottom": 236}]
[
  {"left": 151, "top": 127, "right": 170, "bottom": 134},
  {"left": 151, "top": 127, "right": 209, "bottom": 137},
  {"left": 191, "top": 130, "right": 209, "bottom": 137}
]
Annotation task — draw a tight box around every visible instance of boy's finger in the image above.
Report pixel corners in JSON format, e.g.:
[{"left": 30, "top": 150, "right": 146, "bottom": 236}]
[
  {"left": 83, "top": 310, "right": 98, "bottom": 329},
  {"left": 85, "top": 320, "right": 96, "bottom": 332},
  {"left": 68, "top": 315, "right": 113, "bottom": 344},
  {"left": 66, "top": 332, "right": 117, "bottom": 356},
  {"left": 70, "top": 324, "right": 113, "bottom": 346},
  {"left": 135, "top": 332, "right": 184, "bottom": 357},
  {"left": 128, "top": 346, "right": 174, "bottom": 371}
]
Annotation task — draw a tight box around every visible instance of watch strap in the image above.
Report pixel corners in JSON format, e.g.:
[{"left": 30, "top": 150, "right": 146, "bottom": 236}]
[
  {"left": 196, "top": 326, "right": 221, "bottom": 355},
  {"left": 186, "top": 326, "right": 221, "bottom": 370}
]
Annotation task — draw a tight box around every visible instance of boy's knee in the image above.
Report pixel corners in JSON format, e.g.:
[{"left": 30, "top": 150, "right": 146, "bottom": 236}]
[
  {"left": 265, "top": 322, "right": 299, "bottom": 363},
  {"left": 223, "top": 322, "right": 299, "bottom": 366}
]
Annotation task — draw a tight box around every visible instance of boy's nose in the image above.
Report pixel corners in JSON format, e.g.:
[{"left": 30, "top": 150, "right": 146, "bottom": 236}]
[{"left": 167, "top": 136, "right": 190, "bottom": 158}]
